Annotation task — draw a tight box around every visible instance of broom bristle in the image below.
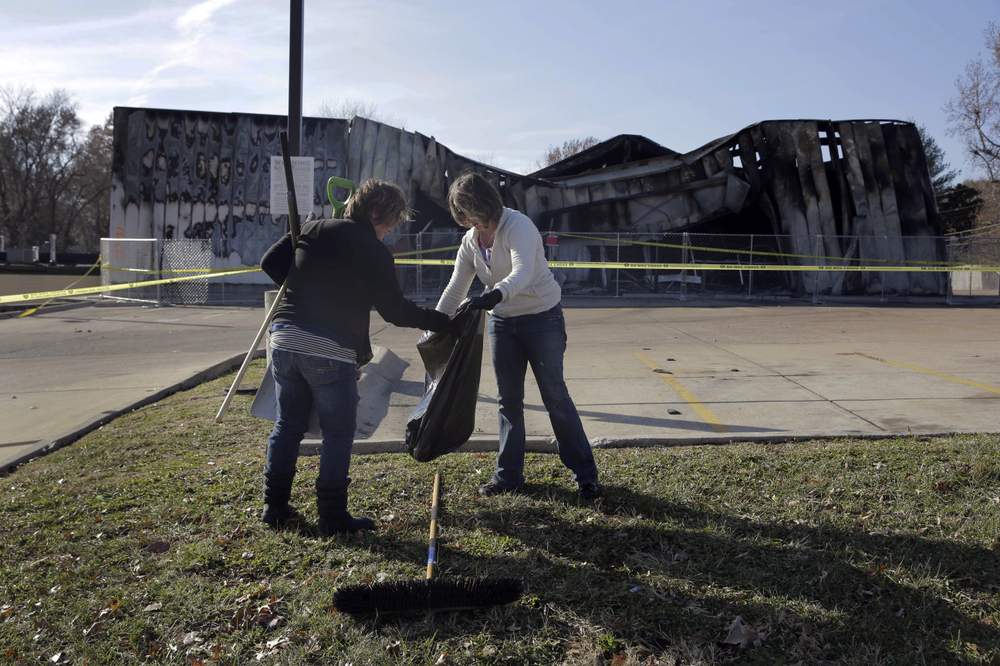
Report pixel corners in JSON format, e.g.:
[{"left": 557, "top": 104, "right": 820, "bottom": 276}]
[{"left": 333, "top": 577, "right": 523, "bottom": 615}]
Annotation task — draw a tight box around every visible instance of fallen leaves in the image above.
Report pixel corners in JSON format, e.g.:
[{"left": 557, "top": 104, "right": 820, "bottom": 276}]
[
  {"left": 146, "top": 540, "right": 170, "bottom": 554},
  {"left": 254, "top": 636, "right": 289, "bottom": 661},
  {"left": 722, "top": 616, "right": 766, "bottom": 649},
  {"left": 83, "top": 599, "right": 121, "bottom": 637}
]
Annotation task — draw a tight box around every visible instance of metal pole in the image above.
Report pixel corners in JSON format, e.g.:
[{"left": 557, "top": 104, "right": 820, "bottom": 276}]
[
  {"left": 680, "top": 232, "right": 689, "bottom": 301},
  {"left": 747, "top": 234, "right": 754, "bottom": 299},
  {"left": 416, "top": 231, "right": 423, "bottom": 297},
  {"left": 288, "top": 0, "right": 304, "bottom": 157},
  {"left": 615, "top": 233, "right": 620, "bottom": 298},
  {"left": 882, "top": 234, "right": 888, "bottom": 303},
  {"left": 812, "top": 235, "right": 821, "bottom": 305}
]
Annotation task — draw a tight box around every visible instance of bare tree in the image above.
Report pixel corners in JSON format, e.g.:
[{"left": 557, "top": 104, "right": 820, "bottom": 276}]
[
  {"left": 946, "top": 23, "right": 1000, "bottom": 180},
  {"left": 316, "top": 98, "right": 399, "bottom": 127},
  {"left": 0, "top": 88, "right": 85, "bottom": 248},
  {"left": 67, "top": 114, "right": 113, "bottom": 250},
  {"left": 539, "top": 136, "right": 600, "bottom": 168},
  {"left": 0, "top": 88, "right": 111, "bottom": 252}
]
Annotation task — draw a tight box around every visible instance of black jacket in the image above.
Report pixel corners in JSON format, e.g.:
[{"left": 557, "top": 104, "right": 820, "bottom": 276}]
[{"left": 261, "top": 218, "right": 448, "bottom": 365}]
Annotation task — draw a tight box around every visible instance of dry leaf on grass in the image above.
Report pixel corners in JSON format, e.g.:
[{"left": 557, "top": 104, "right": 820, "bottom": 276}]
[
  {"left": 722, "top": 615, "right": 765, "bottom": 649},
  {"left": 146, "top": 540, "right": 170, "bottom": 554}
]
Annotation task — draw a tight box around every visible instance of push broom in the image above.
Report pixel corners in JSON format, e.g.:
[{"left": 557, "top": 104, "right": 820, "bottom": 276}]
[{"left": 332, "top": 471, "right": 523, "bottom": 615}]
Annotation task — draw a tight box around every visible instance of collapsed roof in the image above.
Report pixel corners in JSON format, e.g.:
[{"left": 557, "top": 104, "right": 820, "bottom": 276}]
[{"left": 111, "top": 107, "right": 943, "bottom": 294}]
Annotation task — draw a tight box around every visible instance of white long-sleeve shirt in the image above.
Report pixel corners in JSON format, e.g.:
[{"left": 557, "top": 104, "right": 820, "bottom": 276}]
[{"left": 435, "top": 207, "right": 562, "bottom": 318}]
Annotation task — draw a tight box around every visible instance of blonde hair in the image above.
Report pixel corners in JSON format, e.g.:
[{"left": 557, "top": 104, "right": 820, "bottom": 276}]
[
  {"left": 343, "top": 179, "right": 408, "bottom": 227},
  {"left": 447, "top": 172, "right": 503, "bottom": 228}
]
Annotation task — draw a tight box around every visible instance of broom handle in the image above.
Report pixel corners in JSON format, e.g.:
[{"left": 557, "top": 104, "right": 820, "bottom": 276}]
[
  {"left": 214, "top": 281, "right": 286, "bottom": 422},
  {"left": 216, "top": 131, "right": 301, "bottom": 422},
  {"left": 426, "top": 471, "right": 441, "bottom": 580}
]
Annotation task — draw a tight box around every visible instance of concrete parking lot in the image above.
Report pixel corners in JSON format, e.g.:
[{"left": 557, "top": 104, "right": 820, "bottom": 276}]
[
  {"left": 369, "top": 304, "right": 1000, "bottom": 444},
  {"left": 2, "top": 302, "right": 999, "bottom": 471}
]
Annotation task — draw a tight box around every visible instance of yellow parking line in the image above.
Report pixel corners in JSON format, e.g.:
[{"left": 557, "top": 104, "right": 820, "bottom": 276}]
[
  {"left": 634, "top": 352, "right": 728, "bottom": 432},
  {"left": 852, "top": 353, "right": 1000, "bottom": 395}
]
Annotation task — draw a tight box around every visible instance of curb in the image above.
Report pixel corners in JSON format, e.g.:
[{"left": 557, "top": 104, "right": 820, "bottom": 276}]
[
  {"left": 302, "top": 429, "right": 980, "bottom": 457},
  {"left": 1, "top": 349, "right": 266, "bottom": 476}
]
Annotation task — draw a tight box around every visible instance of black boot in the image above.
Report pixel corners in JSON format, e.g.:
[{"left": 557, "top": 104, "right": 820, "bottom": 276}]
[
  {"left": 261, "top": 471, "right": 297, "bottom": 528},
  {"left": 316, "top": 478, "right": 374, "bottom": 536}
]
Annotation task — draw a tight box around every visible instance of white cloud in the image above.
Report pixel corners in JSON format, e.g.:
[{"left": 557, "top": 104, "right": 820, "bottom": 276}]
[{"left": 176, "top": 0, "right": 239, "bottom": 34}]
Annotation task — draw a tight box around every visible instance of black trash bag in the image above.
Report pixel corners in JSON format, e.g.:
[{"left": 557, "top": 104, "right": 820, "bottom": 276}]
[{"left": 406, "top": 308, "right": 485, "bottom": 462}]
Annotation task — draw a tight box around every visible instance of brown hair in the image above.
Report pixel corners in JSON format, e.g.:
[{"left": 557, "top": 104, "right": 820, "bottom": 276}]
[
  {"left": 343, "top": 178, "right": 408, "bottom": 227},
  {"left": 447, "top": 172, "right": 503, "bottom": 228}
]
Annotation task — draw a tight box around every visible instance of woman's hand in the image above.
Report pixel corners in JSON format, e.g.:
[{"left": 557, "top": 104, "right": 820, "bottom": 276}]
[{"left": 457, "top": 289, "right": 502, "bottom": 314}]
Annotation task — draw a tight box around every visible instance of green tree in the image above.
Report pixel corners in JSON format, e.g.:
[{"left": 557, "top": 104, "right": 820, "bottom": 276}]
[{"left": 914, "top": 123, "right": 959, "bottom": 192}]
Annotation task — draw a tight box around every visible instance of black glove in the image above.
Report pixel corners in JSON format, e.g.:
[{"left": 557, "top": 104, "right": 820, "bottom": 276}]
[
  {"left": 460, "top": 289, "right": 503, "bottom": 313},
  {"left": 425, "top": 309, "right": 450, "bottom": 333}
]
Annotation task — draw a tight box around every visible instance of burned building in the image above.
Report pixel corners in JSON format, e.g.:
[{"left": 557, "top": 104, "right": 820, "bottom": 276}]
[{"left": 110, "top": 107, "right": 943, "bottom": 297}]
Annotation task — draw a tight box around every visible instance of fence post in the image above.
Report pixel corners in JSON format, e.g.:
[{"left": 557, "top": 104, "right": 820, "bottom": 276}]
[
  {"left": 747, "top": 233, "right": 754, "bottom": 299},
  {"left": 615, "top": 232, "right": 620, "bottom": 298},
  {"left": 680, "top": 232, "right": 689, "bottom": 301},
  {"left": 416, "top": 231, "right": 424, "bottom": 297},
  {"left": 156, "top": 239, "right": 163, "bottom": 306},
  {"left": 881, "top": 234, "right": 888, "bottom": 304},
  {"left": 813, "top": 234, "right": 826, "bottom": 305}
]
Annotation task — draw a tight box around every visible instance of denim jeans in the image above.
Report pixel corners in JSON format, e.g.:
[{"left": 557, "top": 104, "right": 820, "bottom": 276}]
[
  {"left": 488, "top": 304, "right": 598, "bottom": 487},
  {"left": 265, "top": 345, "right": 358, "bottom": 484}
]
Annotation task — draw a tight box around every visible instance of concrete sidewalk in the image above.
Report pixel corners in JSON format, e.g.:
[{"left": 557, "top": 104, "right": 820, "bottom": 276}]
[
  {"left": 364, "top": 305, "right": 1000, "bottom": 449},
  {"left": 0, "top": 304, "right": 268, "bottom": 471}
]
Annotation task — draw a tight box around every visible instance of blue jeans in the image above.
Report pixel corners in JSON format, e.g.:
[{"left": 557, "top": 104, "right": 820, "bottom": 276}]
[
  {"left": 265, "top": 345, "right": 358, "bottom": 484},
  {"left": 488, "top": 304, "right": 598, "bottom": 487}
]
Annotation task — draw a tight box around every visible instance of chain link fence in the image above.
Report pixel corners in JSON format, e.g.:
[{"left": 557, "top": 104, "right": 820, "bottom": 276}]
[
  {"left": 101, "top": 238, "right": 214, "bottom": 305},
  {"left": 389, "top": 231, "right": 1000, "bottom": 303},
  {"left": 99, "top": 232, "right": 1000, "bottom": 307}
]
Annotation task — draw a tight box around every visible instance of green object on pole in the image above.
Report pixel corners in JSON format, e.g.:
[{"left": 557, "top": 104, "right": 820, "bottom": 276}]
[{"left": 326, "top": 176, "right": 356, "bottom": 217}]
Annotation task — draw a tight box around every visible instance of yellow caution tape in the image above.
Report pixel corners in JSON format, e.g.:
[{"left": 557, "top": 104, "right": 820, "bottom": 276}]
[
  {"left": 7, "top": 258, "right": 999, "bottom": 306},
  {"left": 391, "top": 244, "right": 461, "bottom": 258},
  {"left": 99, "top": 264, "right": 260, "bottom": 275},
  {"left": 98, "top": 247, "right": 459, "bottom": 274},
  {"left": 394, "top": 258, "right": 1000, "bottom": 272},
  {"left": 557, "top": 232, "right": 964, "bottom": 267},
  {"left": 0, "top": 268, "right": 260, "bottom": 305},
  {"left": 18, "top": 258, "right": 102, "bottom": 318}
]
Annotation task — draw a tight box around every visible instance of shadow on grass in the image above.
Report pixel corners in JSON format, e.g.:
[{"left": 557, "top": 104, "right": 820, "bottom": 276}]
[{"left": 346, "top": 482, "right": 1000, "bottom": 662}]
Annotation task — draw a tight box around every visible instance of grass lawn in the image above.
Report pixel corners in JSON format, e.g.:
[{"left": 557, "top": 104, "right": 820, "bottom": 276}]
[{"left": 1, "top": 361, "right": 999, "bottom": 665}]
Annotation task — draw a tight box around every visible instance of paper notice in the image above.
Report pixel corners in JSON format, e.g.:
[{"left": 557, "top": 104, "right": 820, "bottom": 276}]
[{"left": 269, "top": 156, "right": 314, "bottom": 215}]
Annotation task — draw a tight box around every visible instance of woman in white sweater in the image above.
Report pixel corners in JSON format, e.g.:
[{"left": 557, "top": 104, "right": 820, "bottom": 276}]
[{"left": 436, "top": 173, "right": 602, "bottom": 499}]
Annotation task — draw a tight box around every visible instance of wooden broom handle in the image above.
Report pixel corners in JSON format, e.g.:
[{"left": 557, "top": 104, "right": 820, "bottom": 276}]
[
  {"left": 215, "top": 131, "right": 301, "bottom": 422},
  {"left": 426, "top": 472, "right": 441, "bottom": 580}
]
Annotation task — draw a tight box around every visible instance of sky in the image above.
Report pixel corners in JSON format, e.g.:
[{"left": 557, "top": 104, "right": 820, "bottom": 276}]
[{"left": 0, "top": 0, "right": 995, "bottom": 176}]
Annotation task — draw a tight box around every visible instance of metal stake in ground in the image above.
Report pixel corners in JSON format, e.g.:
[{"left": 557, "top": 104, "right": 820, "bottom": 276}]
[
  {"left": 216, "top": 131, "right": 302, "bottom": 422},
  {"left": 332, "top": 472, "right": 523, "bottom": 616}
]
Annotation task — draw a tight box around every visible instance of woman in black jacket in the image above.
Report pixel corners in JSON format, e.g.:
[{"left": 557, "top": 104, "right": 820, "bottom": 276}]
[{"left": 259, "top": 179, "right": 448, "bottom": 535}]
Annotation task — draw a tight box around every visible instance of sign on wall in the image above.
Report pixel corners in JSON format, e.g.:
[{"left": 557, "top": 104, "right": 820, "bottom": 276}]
[{"left": 269, "top": 156, "right": 315, "bottom": 215}]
